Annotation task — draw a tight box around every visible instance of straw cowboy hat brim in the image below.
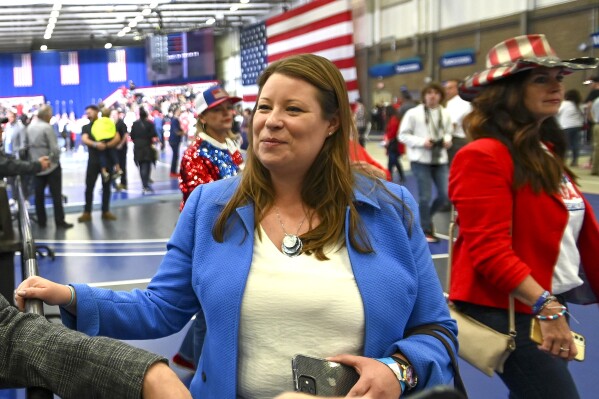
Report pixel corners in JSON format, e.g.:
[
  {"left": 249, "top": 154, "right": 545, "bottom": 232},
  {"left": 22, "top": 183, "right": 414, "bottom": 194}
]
[{"left": 459, "top": 34, "right": 599, "bottom": 101}]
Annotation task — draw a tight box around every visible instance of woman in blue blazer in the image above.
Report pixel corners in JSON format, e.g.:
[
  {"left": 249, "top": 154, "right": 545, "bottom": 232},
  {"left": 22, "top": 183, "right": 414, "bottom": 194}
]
[{"left": 16, "top": 54, "right": 456, "bottom": 398}]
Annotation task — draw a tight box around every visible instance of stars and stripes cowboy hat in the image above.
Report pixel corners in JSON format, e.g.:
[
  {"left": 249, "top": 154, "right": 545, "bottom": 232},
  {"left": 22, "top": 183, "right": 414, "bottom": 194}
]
[{"left": 459, "top": 34, "right": 599, "bottom": 101}]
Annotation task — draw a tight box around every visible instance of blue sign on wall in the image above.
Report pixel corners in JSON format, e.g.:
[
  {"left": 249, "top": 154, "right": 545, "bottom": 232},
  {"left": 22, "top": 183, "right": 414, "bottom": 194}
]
[
  {"left": 440, "top": 49, "right": 476, "bottom": 68},
  {"left": 592, "top": 31, "right": 599, "bottom": 48},
  {"left": 394, "top": 57, "right": 423, "bottom": 74},
  {"left": 368, "top": 62, "right": 397, "bottom": 78}
]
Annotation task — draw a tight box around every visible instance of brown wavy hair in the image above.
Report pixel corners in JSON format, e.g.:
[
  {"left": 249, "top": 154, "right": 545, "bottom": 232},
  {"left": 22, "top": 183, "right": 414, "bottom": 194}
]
[{"left": 462, "top": 70, "right": 575, "bottom": 193}]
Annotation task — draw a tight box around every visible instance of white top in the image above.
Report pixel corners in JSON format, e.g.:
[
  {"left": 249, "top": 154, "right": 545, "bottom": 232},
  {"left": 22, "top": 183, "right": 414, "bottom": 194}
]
[
  {"left": 398, "top": 104, "right": 452, "bottom": 164},
  {"left": 445, "top": 95, "right": 472, "bottom": 139},
  {"left": 237, "top": 227, "right": 364, "bottom": 399},
  {"left": 552, "top": 175, "right": 585, "bottom": 294},
  {"left": 591, "top": 97, "right": 599, "bottom": 124},
  {"left": 557, "top": 101, "right": 584, "bottom": 129}
]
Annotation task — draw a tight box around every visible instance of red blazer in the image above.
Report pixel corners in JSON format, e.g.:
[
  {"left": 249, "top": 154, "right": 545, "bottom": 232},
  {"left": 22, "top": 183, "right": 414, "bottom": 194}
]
[
  {"left": 348, "top": 139, "right": 391, "bottom": 181},
  {"left": 383, "top": 116, "right": 405, "bottom": 155},
  {"left": 448, "top": 138, "right": 599, "bottom": 313}
]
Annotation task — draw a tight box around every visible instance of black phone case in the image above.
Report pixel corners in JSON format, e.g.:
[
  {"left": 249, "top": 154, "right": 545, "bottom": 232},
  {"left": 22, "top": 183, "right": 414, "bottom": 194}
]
[{"left": 292, "top": 354, "right": 360, "bottom": 396}]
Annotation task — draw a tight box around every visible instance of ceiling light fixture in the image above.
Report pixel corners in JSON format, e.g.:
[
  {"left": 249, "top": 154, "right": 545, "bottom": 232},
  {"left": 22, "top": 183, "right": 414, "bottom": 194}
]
[
  {"left": 149, "top": 1, "right": 159, "bottom": 8},
  {"left": 230, "top": 5, "right": 238, "bottom": 11},
  {"left": 117, "top": 31, "right": 126, "bottom": 37},
  {"left": 49, "top": 17, "right": 57, "bottom": 24},
  {"left": 135, "top": 15, "right": 144, "bottom": 22},
  {"left": 206, "top": 17, "right": 216, "bottom": 25},
  {"left": 53, "top": 3, "right": 62, "bottom": 11},
  {"left": 240, "top": 0, "right": 250, "bottom": 3},
  {"left": 40, "top": 44, "right": 48, "bottom": 51},
  {"left": 142, "top": 8, "right": 152, "bottom": 16},
  {"left": 123, "top": 26, "right": 132, "bottom": 33},
  {"left": 44, "top": 33, "right": 51, "bottom": 40},
  {"left": 105, "top": 43, "right": 113, "bottom": 49},
  {"left": 128, "top": 20, "right": 138, "bottom": 28},
  {"left": 50, "top": 10, "right": 59, "bottom": 18}
]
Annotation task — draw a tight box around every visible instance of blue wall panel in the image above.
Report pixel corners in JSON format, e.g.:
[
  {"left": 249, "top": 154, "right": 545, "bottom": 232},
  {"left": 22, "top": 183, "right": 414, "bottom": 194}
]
[{"left": 0, "top": 47, "right": 151, "bottom": 116}]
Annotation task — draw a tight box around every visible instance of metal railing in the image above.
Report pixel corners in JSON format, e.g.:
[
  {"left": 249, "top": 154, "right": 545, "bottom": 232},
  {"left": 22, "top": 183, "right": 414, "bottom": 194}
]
[{"left": 14, "top": 177, "right": 53, "bottom": 399}]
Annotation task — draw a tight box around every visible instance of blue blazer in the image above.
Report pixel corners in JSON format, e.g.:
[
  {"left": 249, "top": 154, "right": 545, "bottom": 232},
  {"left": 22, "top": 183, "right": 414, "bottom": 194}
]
[{"left": 63, "top": 176, "right": 456, "bottom": 398}]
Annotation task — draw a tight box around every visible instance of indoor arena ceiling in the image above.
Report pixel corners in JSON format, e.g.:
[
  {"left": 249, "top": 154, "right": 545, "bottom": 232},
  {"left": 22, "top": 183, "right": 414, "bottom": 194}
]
[{"left": 0, "top": 0, "right": 292, "bottom": 52}]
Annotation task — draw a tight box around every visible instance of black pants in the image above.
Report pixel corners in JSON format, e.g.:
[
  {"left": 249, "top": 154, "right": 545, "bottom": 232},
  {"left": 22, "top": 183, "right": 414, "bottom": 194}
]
[
  {"left": 387, "top": 150, "right": 405, "bottom": 182},
  {"left": 84, "top": 159, "right": 111, "bottom": 213},
  {"left": 139, "top": 161, "right": 152, "bottom": 189},
  {"left": 116, "top": 145, "right": 128, "bottom": 186},
  {"left": 170, "top": 141, "right": 180, "bottom": 174},
  {"left": 34, "top": 166, "right": 66, "bottom": 225},
  {"left": 448, "top": 136, "right": 468, "bottom": 165}
]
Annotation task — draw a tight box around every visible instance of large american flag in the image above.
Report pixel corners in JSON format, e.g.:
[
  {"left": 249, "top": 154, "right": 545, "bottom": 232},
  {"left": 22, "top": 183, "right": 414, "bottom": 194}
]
[
  {"left": 108, "top": 49, "right": 127, "bottom": 82},
  {"left": 60, "top": 51, "right": 80, "bottom": 85},
  {"left": 240, "top": 0, "right": 358, "bottom": 105},
  {"left": 13, "top": 53, "right": 33, "bottom": 87}
]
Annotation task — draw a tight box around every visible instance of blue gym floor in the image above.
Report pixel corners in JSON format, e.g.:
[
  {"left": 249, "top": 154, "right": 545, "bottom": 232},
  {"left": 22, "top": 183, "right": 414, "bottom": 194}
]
[{"left": 2, "top": 144, "right": 598, "bottom": 398}]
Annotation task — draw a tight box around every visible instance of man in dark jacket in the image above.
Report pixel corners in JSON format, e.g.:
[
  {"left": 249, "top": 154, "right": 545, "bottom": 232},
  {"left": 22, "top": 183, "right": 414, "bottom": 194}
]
[
  {"left": 0, "top": 118, "right": 50, "bottom": 177},
  {"left": 0, "top": 294, "right": 191, "bottom": 399}
]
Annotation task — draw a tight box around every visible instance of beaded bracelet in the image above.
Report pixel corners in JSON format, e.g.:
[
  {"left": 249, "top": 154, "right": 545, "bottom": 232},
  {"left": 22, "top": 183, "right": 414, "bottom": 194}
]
[
  {"left": 535, "top": 305, "right": 567, "bottom": 321},
  {"left": 63, "top": 285, "right": 75, "bottom": 308},
  {"left": 537, "top": 296, "right": 558, "bottom": 313},
  {"left": 532, "top": 290, "right": 551, "bottom": 314}
]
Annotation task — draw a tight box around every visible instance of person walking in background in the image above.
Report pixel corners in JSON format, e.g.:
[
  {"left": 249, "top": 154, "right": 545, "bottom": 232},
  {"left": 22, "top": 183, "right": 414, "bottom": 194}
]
[
  {"left": 130, "top": 108, "right": 158, "bottom": 195},
  {"left": 557, "top": 89, "right": 584, "bottom": 167},
  {"left": 26, "top": 105, "right": 73, "bottom": 229},
  {"left": 153, "top": 110, "right": 165, "bottom": 151},
  {"left": 112, "top": 109, "right": 129, "bottom": 191},
  {"left": 3, "top": 109, "right": 32, "bottom": 201},
  {"left": 353, "top": 97, "right": 367, "bottom": 147},
  {"left": 449, "top": 34, "right": 599, "bottom": 399},
  {"left": 383, "top": 105, "right": 406, "bottom": 183},
  {"left": 168, "top": 108, "right": 184, "bottom": 178},
  {"left": 399, "top": 82, "right": 452, "bottom": 243},
  {"left": 16, "top": 54, "right": 456, "bottom": 399},
  {"left": 444, "top": 79, "right": 471, "bottom": 164},
  {"left": 78, "top": 105, "right": 120, "bottom": 223},
  {"left": 0, "top": 118, "right": 50, "bottom": 177}
]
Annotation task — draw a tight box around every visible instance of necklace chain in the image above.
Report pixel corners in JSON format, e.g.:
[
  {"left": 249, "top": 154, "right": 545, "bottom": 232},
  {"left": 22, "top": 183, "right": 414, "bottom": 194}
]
[{"left": 275, "top": 206, "right": 307, "bottom": 236}]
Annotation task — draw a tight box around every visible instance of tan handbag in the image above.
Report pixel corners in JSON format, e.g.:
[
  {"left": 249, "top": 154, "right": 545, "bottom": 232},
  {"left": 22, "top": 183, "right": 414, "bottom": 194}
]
[{"left": 447, "top": 205, "right": 516, "bottom": 377}]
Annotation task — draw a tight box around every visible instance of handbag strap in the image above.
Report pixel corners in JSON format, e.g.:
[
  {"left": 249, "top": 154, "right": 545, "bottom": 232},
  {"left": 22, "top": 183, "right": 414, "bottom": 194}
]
[
  {"left": 448, "top": 204, "right": 517, "bottom": 337},
  {"left": 405, "top": 324, "right": 468, "bottom": 398}
]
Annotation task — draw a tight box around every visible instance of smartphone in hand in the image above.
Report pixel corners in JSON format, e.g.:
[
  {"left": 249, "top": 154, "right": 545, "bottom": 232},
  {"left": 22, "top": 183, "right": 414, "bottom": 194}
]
[
  {"left": 292, "top": 355, "right": 359, "bottom": 396},
  {"left": 529, "top": 318, "right": 585, "bottom": 361}
]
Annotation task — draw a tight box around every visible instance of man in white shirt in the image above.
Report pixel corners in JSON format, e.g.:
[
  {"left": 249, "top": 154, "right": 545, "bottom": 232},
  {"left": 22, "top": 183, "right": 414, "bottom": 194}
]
[
  {"left": 398, "top": 82, "right": 452, "bottom": 243},
  {"left": 444, "top": 79, "right": 472, "bottom": 164}
]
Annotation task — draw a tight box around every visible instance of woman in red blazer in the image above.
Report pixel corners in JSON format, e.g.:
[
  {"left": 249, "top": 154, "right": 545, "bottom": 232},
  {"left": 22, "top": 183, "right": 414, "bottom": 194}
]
[{"left": 449, "top": 34, "right": 599, "bottom": 398}]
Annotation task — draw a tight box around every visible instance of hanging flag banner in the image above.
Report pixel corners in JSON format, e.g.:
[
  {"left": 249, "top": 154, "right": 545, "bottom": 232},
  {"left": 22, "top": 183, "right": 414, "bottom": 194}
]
[
  {"left": 394, "top": 57, "right": 422, "bottom": 74},
  {"left": 591, "top": 31, "right": 599, "bottom": 48},
  {"left": 440, "top": 49, "right": 476, "bottom": 68}
]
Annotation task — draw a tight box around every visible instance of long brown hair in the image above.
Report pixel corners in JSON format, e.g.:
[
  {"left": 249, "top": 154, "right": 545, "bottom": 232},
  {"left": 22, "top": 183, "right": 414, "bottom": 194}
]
[
  {"left": 213, "top": 54, "right": 373, "bottom": 259},
  {"left": 463, "top": 70, "right": 575, "bottom": 193}
]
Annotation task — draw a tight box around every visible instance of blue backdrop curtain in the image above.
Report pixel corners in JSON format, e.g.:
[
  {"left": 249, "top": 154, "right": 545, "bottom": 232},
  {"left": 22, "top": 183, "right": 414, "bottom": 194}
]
[{"left": 0, "top": 47, "right": 149, "bottom": 116}]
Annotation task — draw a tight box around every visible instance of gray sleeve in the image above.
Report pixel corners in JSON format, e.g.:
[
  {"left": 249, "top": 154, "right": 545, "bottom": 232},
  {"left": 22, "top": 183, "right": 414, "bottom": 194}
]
[
  {"left": 44, "top": 125, "right": 61, "bottom": 164},
  {"left": 0, "top": 295, "right": 166, "bottom": 399}
]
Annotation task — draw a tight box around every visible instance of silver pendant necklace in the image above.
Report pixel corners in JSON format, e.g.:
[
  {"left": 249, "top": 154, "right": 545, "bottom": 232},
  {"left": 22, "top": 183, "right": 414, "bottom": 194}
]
[{"left": 275, "top": 206, "right": 307, "bottom": 257}]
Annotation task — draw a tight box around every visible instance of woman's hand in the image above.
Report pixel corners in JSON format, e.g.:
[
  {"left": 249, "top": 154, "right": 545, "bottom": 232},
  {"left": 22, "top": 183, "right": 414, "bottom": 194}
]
[
  {"left": 14, "top": 276, "right": 73, "bottom": 311},
  {"left": 537, "top": 310, "right": 577, "bottom": 361},
  {"left": 328, "top": 354, "right": 402, "bottom": 398}
]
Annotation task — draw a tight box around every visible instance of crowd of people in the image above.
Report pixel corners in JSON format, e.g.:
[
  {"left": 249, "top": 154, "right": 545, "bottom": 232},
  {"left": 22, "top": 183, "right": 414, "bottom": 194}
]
[{"left": 2, "top": 33, "right": 599, "bottom": 399}]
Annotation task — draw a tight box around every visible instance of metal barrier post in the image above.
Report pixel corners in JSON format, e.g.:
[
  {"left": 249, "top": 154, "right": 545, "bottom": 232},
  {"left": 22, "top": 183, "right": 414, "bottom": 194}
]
[
  {"left": 0, "top": 181, "right": 19, "bottom": 301},
  {"left": 13, "top": 177, "right": 53, "bottom": 398}
]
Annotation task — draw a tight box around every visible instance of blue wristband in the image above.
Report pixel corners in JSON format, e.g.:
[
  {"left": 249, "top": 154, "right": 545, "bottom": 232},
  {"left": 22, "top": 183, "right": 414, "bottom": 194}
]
[{"left": 532, "top": 290, "right": 550, "bottom": 314}]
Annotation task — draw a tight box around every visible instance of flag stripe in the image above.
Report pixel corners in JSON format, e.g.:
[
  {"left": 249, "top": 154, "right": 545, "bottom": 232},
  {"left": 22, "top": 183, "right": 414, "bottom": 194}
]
[
  {"left": 108, "top": 49, "right": 127, "bottom": 82},
  {"left": 268, "top": 35, "right": 354, "bottom": 62},
  {"left": 267, "top": 0, "right": 345, "bottom": 35},
  {"left": 13, "top": 54, "right": 33, "bottom": 87},
  {"left": 267, "top": 20, "right": 353, "bottom": 57},
  {"left": 267, "top": 11, "right": 352, "bottom": 45},
  {"left": 60, "top": 51, "right": 80, "bottom": 85}
]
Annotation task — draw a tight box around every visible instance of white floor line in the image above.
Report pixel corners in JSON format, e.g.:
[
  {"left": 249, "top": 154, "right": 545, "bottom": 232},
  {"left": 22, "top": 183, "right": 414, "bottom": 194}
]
[
  {"left": 432, "top": 254, "right": 449, "bottom": 259},
  {"left": 37, "top": 238, "right": 169, "bottom": 244},
  {"left": 53, "top": 251, "right": 166, "bottom": 257}
]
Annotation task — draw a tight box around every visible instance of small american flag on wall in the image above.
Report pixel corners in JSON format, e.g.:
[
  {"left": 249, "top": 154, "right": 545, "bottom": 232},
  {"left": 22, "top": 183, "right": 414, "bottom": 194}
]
[
  {"left": 108, "top": 49, "right": 127, "bottom": 82},
  {"left": 60, "top": 51, "right": 80, "bottom": 85},
  {"left": 13, "top": 53, "right": 33, "bottom": 87}
]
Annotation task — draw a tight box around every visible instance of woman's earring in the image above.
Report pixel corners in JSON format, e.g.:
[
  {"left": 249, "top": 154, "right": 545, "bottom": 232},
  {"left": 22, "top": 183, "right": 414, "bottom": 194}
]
[{"left": 328, "top": 131, "right": 334, "bottom": 136}]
